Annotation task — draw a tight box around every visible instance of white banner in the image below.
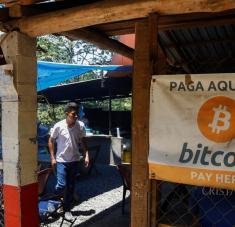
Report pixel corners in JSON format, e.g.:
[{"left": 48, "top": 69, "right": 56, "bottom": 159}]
[{"left": 149, "top": 74, "right": 235, "bottom": 189}]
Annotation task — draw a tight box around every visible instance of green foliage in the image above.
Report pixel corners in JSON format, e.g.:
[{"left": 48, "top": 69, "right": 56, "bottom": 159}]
[
  {"left": 37, "top": 35, "right": 113, "bottom": 65},
  {"left": 37, "top": 98, "right": 131, "bottom": 127},
  {"left": 36, "top": 34, "right": 130, "bottom": 126},
  {"left": 63, "top": 71, "right": 103, "bottom": 84},
  {"left": 37, "top": 104, "right": 65, "bottom": 127},
  {"left": 83, "top": 97, "right": 131, "bottom": 111},
  {"left": 79, "top": 71, "right": 104, "bottom": 81},
  {"left": 112, "top": 98, "right": 132, "bottom": 111},
  {"left": 37, "top": 35, "right": 75, "bottom": 63}
]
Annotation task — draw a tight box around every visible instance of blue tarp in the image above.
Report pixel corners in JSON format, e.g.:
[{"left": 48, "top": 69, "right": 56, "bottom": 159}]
[{"left": 37, "top": 61, "right": 132, "bottom": 91}]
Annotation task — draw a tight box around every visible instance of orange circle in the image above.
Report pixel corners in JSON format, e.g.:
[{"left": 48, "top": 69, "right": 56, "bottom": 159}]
[{"left": 197, "top": 96, "right": 235, "bottom": 143}]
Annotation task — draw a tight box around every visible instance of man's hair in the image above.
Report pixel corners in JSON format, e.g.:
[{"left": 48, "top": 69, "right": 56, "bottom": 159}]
[{"left": 64, "top": 102, "right": 78, "bottom": 113}]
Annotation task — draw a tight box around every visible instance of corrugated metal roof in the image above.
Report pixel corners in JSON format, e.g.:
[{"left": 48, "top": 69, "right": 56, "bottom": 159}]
[{"left": 159, "top": 24, "right": 235, "bottom": 74}]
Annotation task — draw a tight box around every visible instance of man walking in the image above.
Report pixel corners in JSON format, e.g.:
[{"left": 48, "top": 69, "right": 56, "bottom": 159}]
[{"left": 48, "top": 102, "right": 89, "bottom": 220}]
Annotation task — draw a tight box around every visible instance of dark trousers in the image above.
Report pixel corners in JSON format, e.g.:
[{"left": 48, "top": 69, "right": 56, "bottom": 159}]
[{"left": 55, "top": 161, "right": 79, "bottom": 211}]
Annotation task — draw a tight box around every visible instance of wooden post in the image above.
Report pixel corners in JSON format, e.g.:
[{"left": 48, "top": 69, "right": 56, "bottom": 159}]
[
  {"left": 0, "top": 31, "right": 38, "bottom": 227},
  {"left": 148, "top": 13, "right": 159, "bottom": 227},
  {"left": 131, "top": 20, "right": 150, "bottom": 227},
  {"left": 132, "top": 14, "right": 163, "bottom": 227}
]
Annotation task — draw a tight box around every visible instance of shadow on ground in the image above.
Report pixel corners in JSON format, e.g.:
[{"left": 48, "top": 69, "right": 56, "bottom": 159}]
[
  {"left": 75, "top": 198, "right": 130, "bottom": 227},
  {"left": 40, "top": 164, "right": 128, "bottom": 227},
  {"left": 75, "top": 164, "right": 123, "bottom": 202}
]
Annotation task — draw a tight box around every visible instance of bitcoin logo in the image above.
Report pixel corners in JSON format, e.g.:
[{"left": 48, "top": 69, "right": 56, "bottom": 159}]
[
  {"left": 208, "top": 105, "right": 231, "bottom": 134},
  {"left": 197, "top": 96, "right": 235, "bottom": 143}
]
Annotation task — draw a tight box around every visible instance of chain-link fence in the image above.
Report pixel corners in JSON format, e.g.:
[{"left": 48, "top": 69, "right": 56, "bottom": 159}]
[{"left": 157, "top": 182, "right": 235, "bottom": 226}]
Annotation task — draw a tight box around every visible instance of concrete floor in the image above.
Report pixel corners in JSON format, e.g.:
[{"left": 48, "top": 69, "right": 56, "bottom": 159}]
[
  {"left": 44, "top": 164, "right": 131, "bottom": 227},
  {"left": 84, "top": 201, "right": 130, "bottom": 227}
]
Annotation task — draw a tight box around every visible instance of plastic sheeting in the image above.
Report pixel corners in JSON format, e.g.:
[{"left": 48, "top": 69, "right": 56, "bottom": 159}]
[{"left": 37, "top": 61, "right": 132, "bottom": 91}]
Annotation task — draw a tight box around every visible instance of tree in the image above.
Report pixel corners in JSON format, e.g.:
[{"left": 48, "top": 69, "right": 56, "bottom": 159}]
[
  {"left": 36, "top": 35, "right": 131, "bottom": 126},
  {"left": 37, "top": 103, "right": 65, "bottom": 126},
  {"left": 84, "top": 98, "right": 131, "bottom": 111},
  {"left": 37, "top": 35, "right": 113, "bottom": 65}
]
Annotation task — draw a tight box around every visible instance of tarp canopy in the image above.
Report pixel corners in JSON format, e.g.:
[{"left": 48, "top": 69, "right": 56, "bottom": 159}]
[
  {"left": 38, "top": 77, "right": 132, "bottom": 104},
  {"left": 37, "top": 61, "right": 132, "bottom": 91}
]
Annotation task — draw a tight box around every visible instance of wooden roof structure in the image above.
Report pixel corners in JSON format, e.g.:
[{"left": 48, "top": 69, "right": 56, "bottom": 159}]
[
  {"left": 0, "top": 1, "right": 234, "bottom": 56},
  {"left": 1, "top": 1, "right": 235, "bottom": 72},
  {"left": 1, "top": 1, "right": 235, "bottom": 227}
]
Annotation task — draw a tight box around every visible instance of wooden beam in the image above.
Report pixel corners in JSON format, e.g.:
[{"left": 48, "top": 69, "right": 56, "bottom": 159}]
[
  {"left": 3, "top": 0, "right": 97, "bottom": 9},
  {"left": 3, "top": 4, "right": 235, "bottom": 36},
  {"left": 131, "top": 15, "right": 168, "bottom": 227},
  {"left": 131, "top": 20, "right": 150, "bottom": 227},
  {"left": 61, "top": 29, "right": 134, "bottom": 59},
  {"left": 159, "top": 12, "right": 235, "bottom": 31},
  {"left": 95, "top": 11, "right": 235, "bottom": 36},
  {"left": 6, "top": 4, "right": 134, "bottom": 58},
  {"left": 7, "top": 0, "right": 100, "bottom": 18},
  {"left": 148, "top": 14, "right": 158, "bottom": 227},
  {"left": 0, "top": 0, "right": 46, "bottom": 6},
  {"left": 95, "top": 19, "right": 144, "bottom": 36},
  {"left": 19, "top": 0, "right": 37, "bottom": 6},
  {"left": 9, "top": 4, "right": 23, "bottom": 18},
  {"left": 5, "top": 0, "right": 235, "bottom": 37}
]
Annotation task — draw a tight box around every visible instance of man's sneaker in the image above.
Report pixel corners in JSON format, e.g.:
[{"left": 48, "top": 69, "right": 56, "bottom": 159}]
[{"left": 64, "top": 211, "right": 74, "bottom": 221}]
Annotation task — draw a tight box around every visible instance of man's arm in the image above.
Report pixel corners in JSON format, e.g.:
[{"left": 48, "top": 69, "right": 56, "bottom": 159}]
[
  {"left": 81, "top": 137, "right": 89, "bottom": 167},
  {"left": 48, "top": 137, "right": 56, "bottom": 172}
]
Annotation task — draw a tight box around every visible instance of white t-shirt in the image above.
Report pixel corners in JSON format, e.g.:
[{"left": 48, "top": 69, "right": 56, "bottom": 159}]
[{"left": 50, "top": 119, "right": 86, "bottom": 162}]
